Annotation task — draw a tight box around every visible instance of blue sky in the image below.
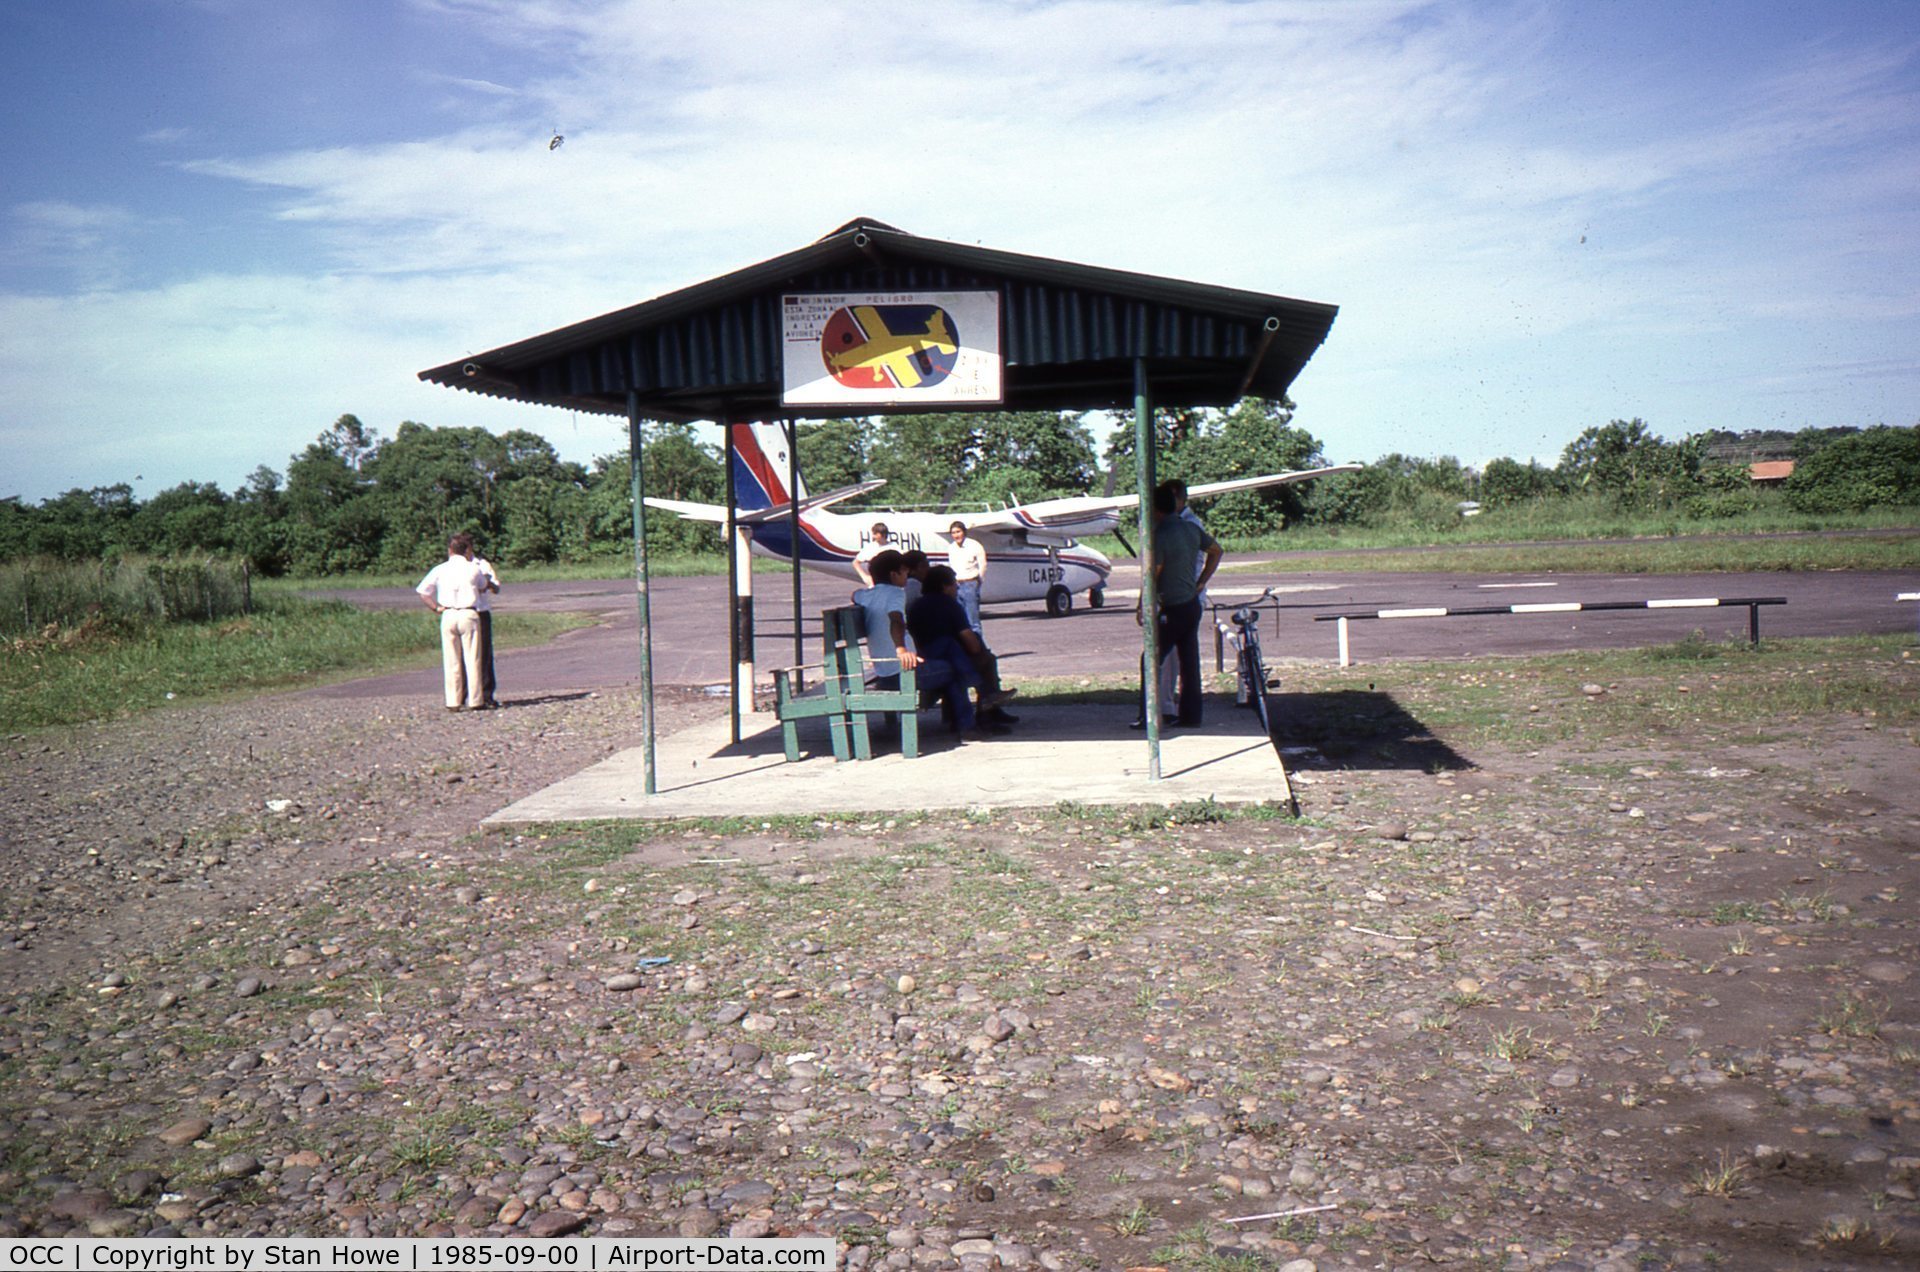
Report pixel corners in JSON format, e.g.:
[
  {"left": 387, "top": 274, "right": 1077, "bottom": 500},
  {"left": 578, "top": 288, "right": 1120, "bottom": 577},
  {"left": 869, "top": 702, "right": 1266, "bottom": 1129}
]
[{"left": 3, "top": 0, "right": 1915, "bottom": 503}]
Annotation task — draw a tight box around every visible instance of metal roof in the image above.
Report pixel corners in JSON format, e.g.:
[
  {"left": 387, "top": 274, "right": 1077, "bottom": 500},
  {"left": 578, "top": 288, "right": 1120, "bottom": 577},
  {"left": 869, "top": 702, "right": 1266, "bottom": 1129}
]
[{"left": 419, "top": 218, "right": 1338, "bottom": 420}]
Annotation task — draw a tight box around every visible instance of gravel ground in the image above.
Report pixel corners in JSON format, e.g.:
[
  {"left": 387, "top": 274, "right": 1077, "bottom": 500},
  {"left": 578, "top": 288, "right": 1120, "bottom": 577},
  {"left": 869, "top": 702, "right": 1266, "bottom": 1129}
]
[{"left": 2, "top": 668, "right": 1918, "bottom": 1271}]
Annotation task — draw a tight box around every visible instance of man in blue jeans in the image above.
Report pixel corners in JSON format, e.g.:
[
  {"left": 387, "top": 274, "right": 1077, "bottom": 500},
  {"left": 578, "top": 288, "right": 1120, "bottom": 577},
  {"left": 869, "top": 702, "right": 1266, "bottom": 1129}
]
[
  {"left": 1141, "top": 481, "right": 1221, "bottom": 727},
  {"left": 909, "top": 565, "right": 1019, "bottom": 738}
]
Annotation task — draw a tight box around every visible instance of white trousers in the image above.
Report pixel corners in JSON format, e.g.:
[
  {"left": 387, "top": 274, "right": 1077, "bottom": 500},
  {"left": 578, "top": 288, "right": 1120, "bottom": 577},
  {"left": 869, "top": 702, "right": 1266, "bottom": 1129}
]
[{"left": 440, "top": 608, "right": 484, "bottom": 708}]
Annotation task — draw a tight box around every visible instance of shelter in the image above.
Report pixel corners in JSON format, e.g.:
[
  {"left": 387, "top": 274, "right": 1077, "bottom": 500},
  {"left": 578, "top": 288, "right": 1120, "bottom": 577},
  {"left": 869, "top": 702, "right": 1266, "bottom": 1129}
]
[{"left": 421, "top": 218, "right": 1337, "bottom": 791}]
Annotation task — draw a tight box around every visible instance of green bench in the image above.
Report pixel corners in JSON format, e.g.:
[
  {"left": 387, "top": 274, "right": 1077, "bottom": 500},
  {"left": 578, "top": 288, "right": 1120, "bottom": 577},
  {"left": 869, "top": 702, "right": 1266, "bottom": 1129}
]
[{"left": 773, "top": 605, "right": 924, "bottom": 762}]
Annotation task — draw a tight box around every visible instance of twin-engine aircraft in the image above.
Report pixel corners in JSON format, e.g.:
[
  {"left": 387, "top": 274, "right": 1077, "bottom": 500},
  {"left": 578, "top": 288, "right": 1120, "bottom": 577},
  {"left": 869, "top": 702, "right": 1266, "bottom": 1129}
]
[{"left": 644, "top": 423, "right": 1358, "bottom": 615}]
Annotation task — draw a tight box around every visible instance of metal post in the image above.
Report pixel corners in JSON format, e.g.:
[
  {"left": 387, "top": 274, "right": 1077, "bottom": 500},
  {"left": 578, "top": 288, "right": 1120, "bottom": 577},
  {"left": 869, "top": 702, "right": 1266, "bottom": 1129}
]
[
  {"left": 1134, "top": 358, "right": 1160, "bottom": 780},
  {"left": 627, "top": 392, "right": 657, "bottom": 796},
  {"left": 1748, "top": 602, "right": 1760, "bottom": 647},
  {"left": 725, "top": 420, "right": 741, "bottom": 744},
  {"left": 734, "top": 520, "right": 756, "bottom": 715},
  {"left": 788, "top": 420, "right": 804, "bottom": 685},
  {"left": 1337, "top": 616, "right": 1351, "bottom": 668}
]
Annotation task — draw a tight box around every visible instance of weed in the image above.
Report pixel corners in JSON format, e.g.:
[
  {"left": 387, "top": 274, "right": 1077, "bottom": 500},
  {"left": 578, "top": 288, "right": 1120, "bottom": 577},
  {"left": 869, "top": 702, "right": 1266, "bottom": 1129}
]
[
  {"left": 1709, "top": 901, "right": 1767, "bottom": 925},
  {"left": 1486, "top": 1025, "right": 1537, "bottom": 1063},
  {"left": 1687, "top": 1150, "right": 1747, "bottom": 1198},
  {"left": 1817, "top": 991, "right": 1886, "bottom": 1040},
  {"left": 1112, "top": 1200, "right": 1155, "bottom": 1237},
  {"left": 1817, "top": 1216, "right": 1887, "bottom": 1250}
]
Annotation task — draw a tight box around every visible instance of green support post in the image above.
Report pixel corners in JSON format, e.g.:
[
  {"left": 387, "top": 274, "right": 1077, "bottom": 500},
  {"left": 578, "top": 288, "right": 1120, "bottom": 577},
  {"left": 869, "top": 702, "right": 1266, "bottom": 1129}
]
[
  {"left": 1134, "top": 358, "right": 1160, "bottom": 780},
  {"left": 628, "top": 392, "right": 657, "bottom": 796}
]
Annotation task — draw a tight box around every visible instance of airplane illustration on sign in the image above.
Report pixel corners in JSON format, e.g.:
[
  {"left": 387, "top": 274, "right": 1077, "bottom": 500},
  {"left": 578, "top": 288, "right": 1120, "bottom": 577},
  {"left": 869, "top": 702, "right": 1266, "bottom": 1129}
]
[
  {"left": 644, "top": 423, "right": 1360, "bottom": 616},
  {"left": 822, "top": 304, "right": 960, "bottom": 390}
]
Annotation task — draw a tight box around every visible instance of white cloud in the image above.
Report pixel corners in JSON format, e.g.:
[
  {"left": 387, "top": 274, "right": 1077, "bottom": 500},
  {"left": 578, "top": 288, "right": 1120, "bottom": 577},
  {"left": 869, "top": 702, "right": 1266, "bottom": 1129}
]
[{"left": 4, "top": 0, "right": 1916, "bottom": 498}]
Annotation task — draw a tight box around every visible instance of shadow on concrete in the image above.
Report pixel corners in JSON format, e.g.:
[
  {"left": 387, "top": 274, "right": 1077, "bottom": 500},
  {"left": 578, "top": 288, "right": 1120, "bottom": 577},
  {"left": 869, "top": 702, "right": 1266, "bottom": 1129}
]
[{"left": 1272, "top": 689, "right": 1472, "bottom": 772}]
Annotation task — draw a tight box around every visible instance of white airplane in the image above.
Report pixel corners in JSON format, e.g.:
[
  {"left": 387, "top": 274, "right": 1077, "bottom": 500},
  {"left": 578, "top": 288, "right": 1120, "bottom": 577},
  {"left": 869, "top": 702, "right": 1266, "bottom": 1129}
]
[{"left": 644, "top": 422, "right": 1359, "bottom": 615}]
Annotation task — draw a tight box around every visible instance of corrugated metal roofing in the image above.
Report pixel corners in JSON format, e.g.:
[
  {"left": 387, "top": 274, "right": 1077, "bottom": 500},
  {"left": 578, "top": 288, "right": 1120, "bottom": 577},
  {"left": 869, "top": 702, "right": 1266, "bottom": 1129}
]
[{"left": 419, "top": 218, "right": 1338, "bottom": 418}]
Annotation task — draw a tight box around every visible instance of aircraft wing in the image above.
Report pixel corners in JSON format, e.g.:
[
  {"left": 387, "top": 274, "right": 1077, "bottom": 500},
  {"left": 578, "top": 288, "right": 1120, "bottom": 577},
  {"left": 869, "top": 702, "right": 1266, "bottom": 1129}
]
[
  {"left": 643, "top": 479, "right": 887, "bottom": 526},
  {"left": 981, "top": 464, "right": 1363, "bottom": 532}
]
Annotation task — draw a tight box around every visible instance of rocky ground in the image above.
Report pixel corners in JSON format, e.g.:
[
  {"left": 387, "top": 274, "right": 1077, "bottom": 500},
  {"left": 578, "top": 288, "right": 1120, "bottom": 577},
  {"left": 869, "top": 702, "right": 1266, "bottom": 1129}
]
[{"left": 2, "top": 661, "right": 1918, "bottom": 1271}]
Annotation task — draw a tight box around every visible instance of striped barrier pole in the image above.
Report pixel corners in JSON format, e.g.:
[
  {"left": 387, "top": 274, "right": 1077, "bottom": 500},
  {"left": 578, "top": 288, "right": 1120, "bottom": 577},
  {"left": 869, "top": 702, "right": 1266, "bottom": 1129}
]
[{"left": 1317, "top": 596, "right": 1788, "bottom": 666}]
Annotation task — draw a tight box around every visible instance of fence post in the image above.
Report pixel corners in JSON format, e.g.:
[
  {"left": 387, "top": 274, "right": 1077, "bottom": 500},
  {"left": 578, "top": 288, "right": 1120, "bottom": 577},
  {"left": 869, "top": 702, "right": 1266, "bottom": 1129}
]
[{"left": 1337, "top": 615, "right": 1351, "bottom": 668}]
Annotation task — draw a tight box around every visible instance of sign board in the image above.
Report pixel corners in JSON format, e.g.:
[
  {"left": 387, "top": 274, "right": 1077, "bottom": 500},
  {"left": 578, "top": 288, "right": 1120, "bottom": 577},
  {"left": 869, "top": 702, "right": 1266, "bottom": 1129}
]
[{"left": 781, "top": 291, "right": 1002, "bottom": 408}]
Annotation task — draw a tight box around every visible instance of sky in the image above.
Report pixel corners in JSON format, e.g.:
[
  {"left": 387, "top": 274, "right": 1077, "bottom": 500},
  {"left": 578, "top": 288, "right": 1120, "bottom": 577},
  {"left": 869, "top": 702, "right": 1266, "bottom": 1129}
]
[{"left": 2, "top": 0, "right": 1916, "bottom": 504}]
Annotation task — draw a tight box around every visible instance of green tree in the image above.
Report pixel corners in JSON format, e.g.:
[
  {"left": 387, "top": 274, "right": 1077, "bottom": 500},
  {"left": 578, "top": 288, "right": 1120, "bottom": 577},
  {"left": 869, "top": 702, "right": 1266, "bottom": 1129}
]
[
  {"left": 284, "top": 420, "right": 383, "bottom": 574},
  {"left": 795, "top": 419, "right": 868, "bottom": 493},
  {"left": 1784, "top": 425, "right": 1920, "bottom": 512},
  {"left": 1557, "top": 418, "right": 1701, "bottom": 506},
  {"left": 1478, "top": 457, "right": 1555, "bottom": 506}
]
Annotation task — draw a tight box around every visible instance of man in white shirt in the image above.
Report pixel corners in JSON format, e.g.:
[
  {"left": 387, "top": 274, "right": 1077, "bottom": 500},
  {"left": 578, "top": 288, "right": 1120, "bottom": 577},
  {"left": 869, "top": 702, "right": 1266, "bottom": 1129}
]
[
  {"left": 852, "top": 521, "right": 893, "bottom": 586},
  {"left": 464, "top": 543, "right": 503, "bottom": 709},
  {"left": 415, "top": 534, "right": 489, "bottom": 711},
  {"left": 946, "top": 520, "right": 987, "bottom": 634}
]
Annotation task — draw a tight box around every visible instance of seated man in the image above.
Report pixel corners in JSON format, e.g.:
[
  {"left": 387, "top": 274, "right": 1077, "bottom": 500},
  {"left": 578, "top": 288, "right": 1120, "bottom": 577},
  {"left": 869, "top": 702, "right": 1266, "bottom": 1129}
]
[
  {"left": 908, "top": 565, "right": 1019, "bottom": 736},
  {"left": 850, "top": 549, "right": 921, "bottom": 689},
  {"left": 900, "top": 548, "right": 931, "bottom": 609}
]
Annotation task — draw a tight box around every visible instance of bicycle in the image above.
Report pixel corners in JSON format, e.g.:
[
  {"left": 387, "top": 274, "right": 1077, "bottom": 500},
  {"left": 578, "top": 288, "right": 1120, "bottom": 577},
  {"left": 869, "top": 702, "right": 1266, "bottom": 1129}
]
[{"left": 1228, "top": 586, "right": 1283, "bottom": 760}]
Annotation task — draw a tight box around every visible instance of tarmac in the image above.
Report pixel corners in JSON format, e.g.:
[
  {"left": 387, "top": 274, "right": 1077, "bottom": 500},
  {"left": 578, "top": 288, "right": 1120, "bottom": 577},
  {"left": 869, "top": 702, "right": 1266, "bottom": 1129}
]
[{"left": 482, "top": 701, "right": 1301, "bottom": 823}]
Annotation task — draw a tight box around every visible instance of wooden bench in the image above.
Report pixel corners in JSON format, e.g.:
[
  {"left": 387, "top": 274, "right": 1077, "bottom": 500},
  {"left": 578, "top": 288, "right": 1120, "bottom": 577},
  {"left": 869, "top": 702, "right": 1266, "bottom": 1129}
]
[{"left": 773, "top": 605, "right": 930, "bottom": 762}]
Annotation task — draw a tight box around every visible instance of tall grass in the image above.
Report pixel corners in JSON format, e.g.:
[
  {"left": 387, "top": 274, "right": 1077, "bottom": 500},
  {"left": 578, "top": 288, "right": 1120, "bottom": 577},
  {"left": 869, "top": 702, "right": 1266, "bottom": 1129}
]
[
  {"left": 0, "top": 556, "right": 255, "bottom": 638},
  {"left": 0, "top": 600, "right": 589, "bottom": 731}
]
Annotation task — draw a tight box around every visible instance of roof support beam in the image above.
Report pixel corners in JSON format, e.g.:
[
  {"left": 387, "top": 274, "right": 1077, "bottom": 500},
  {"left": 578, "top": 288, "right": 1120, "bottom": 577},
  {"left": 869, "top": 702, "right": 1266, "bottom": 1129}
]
[{"left": 1235, "top": 316, "right": 1283, "bottom": 401}]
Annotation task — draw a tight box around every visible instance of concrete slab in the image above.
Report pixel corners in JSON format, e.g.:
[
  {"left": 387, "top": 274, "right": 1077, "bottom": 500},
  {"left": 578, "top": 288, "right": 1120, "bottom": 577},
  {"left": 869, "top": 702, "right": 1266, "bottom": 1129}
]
[{"left": 483, "top": 703, "right": 1296, "bottom": 823}]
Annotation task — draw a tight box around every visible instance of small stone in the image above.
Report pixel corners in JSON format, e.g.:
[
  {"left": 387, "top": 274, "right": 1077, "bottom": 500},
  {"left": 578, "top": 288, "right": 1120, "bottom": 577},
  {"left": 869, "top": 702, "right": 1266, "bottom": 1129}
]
[
  {"left": 1375, "top": 822, "right": 1409, "bottom": 841},
  {"left": 603, "top": 973, "right": 645, "bottom": 992},
  {"left": 157, "top": 1117, "right": 212, "bottom": 1146},
  {"left": 1453, "top": 977, "right": 1481, "bottom": 996},
  {"left": 528, "top": 1211, "right": 587, "bottom": 1238},
  {"left": 678, "top": 1206, "right": 722, "bottom": 1237},
  {"left": 1549, "top": 1067, "right": 1582, "bottom": 1089},
  {"left": 453, "top": 886, "right": 483, "bottom": 905},
  {"left": 1581, "top": 683, "right": 1605, "bottom": 697},
  {"left": 234, "top": 976, "right": 263, "bottom": 998},
  {"left": 215, "top": 1153, "right": 261, "bottom": 1179},
  {"left": 896, "top": 975, "right": 917, "bottom": 995},
  {"left": 714, "top": 1003, "right": 748, "bottom": 1026}
]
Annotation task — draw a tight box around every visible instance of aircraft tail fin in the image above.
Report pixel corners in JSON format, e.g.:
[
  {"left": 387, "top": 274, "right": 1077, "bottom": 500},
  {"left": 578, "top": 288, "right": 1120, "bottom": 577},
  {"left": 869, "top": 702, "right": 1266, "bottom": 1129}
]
[{"left": 729, "top": 422, "right": 807, "bottom": 512}]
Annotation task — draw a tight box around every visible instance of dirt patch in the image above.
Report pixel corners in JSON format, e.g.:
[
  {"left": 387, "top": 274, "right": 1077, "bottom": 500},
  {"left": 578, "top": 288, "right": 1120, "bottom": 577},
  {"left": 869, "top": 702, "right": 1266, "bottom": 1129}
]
[{"left": 1, "top": 658, "right": 1917, "bottom": 1270}]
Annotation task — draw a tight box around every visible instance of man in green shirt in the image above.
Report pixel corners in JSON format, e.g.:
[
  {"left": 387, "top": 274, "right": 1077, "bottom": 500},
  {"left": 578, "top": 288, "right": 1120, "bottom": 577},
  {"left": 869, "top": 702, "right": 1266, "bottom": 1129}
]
[{"left": 1143, "top": 481, "right": 1222, "bottom": 727}]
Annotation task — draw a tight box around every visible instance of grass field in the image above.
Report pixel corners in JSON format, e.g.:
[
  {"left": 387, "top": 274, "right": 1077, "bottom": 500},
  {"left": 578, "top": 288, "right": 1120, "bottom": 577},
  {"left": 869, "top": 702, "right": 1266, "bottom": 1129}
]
[{"left": 0, "top": 600, "right": 592, "bottom": 731}]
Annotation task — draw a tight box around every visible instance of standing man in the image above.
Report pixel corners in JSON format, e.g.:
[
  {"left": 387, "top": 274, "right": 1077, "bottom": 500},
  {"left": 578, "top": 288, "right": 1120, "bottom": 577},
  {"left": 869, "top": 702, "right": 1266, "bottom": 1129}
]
[
  {"left": 853, "top": 521, "right": 894, "bottom": 586},
  {"left": 1158, "top": 480, "right": 1208, "bottom": 710},
  {"left": 465, "top": 540, "right": 502, "bottom": 709},
  {"left": 1142, "top": 482, "right": 1221, "bottom": 728},
  {"left": 946, "top": 520, "right": 987, "bottom": 634},
  {"left": 416, "top": 534, "right": 489, "bottom": 712}
]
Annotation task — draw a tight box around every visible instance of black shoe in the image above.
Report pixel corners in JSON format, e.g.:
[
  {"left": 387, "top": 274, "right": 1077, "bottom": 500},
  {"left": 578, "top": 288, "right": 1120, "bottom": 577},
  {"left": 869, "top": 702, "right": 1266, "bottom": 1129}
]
[
  {"left": 987, "top": 708, "right": 1019, "bottom": 725},
  {"left": 1129, "top": 716, "right": 1177, "bottom": 730},
  {"left": 988, "top": 722, "right": 1014, "bottom": 736}
]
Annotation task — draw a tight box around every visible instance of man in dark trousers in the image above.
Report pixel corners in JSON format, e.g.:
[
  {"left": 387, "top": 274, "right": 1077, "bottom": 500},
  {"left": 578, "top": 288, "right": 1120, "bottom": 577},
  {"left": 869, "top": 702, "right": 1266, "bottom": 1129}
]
[
  {"left": 1142, "top": 481, "right": 1221, "bottom": 727},
  {"left": 907, "top": 565, "right": 1019, "bottom": 735}
]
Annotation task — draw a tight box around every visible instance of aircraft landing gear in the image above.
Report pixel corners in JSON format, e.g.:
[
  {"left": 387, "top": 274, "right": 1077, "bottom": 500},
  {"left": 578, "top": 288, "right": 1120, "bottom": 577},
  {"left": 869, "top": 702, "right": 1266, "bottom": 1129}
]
[
  {"left": 1088, "top": 587, "right": 1105, "bottom": 609},
  {"left": 1045, "top": 584, "right": 1073, "bottom": 617}
]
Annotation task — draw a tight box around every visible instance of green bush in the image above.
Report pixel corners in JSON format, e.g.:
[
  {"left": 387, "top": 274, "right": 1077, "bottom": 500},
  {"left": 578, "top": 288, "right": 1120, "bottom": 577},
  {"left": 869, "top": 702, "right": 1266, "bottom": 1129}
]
[{"left": 1785, "top": 426, "right": 1920, "bottom": 513}]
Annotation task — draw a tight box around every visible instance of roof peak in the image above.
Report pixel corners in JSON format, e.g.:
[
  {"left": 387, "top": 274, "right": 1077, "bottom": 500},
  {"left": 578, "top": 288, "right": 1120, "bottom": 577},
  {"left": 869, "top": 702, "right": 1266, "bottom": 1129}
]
[{"left": 817, "top": 216, "right": 906, "bottom": 241}]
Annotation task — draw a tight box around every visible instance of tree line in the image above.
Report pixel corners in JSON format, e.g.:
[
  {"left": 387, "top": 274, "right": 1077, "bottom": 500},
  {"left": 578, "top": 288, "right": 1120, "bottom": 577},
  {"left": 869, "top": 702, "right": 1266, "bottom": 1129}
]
[{"left": 2, "top": 405, "right": 1914, "bottom": 576}]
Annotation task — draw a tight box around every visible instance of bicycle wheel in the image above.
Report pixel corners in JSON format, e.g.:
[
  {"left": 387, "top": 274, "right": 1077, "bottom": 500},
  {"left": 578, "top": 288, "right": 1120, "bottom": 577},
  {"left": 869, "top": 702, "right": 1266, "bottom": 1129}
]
[{"left": 1241, "top": 644, "right": 1282, "bottom": 759}]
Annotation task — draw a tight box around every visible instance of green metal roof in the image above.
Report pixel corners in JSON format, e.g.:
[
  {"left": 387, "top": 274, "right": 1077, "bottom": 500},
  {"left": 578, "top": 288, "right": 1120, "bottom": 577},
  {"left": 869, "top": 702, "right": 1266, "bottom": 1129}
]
[{"left": 419, "top": 218, "right": 1338, "bottom": 420}]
